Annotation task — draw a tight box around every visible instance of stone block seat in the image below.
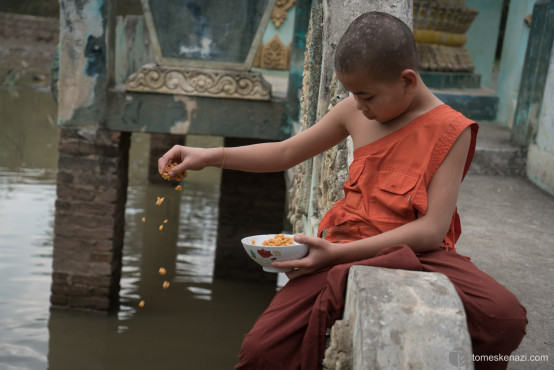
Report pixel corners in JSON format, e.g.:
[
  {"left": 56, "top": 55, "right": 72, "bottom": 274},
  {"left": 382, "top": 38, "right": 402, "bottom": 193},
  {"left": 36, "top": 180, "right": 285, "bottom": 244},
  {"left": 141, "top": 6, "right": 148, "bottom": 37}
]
[{"left": 323, "top": 266, "right": 473, "bottom": 370}]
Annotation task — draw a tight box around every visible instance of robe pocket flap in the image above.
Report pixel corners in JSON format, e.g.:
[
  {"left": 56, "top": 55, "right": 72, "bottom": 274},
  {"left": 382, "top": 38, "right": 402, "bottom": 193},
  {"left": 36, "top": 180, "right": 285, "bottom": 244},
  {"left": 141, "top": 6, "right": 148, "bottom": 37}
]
[{"left": 377, "top": 170, "right": 419, "bottom": 195}]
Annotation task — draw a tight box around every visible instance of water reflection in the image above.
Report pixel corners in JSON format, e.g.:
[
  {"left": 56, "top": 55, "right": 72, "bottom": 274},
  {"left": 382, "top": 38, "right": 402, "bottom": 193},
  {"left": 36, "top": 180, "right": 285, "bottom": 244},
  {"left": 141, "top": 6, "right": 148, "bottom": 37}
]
[
  {"left": 0, "top": 87, "right": 57, "bottom": 369},
  {"left": 0, "top": 87, "right": 276, "bottom": 369}
]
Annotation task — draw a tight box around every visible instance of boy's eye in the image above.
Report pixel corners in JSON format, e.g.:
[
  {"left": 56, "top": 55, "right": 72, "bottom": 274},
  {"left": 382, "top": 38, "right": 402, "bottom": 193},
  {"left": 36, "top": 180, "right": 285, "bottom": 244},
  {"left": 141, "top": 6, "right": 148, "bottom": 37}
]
[{"left": 363, "top": 96, "right": 374, "bottom": 101}]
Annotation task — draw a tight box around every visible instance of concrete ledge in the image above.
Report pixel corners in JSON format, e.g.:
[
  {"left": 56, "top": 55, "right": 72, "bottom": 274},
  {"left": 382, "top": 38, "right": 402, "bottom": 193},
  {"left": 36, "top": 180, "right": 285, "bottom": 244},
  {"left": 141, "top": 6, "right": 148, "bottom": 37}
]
[
  {"left": 469, "top": 122, "right": 527, "bottom": 177},
  {"left": 323, "top": 266, "right": 473, "bottom": 370}
]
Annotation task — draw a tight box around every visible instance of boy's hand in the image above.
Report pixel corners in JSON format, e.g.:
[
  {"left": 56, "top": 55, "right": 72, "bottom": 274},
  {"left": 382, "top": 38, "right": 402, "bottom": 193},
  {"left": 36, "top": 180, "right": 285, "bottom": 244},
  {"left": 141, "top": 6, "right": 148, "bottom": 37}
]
[
  {"left": 271, "top": 235, "right": 338, "bottom": 280},
  {"left": 158, "top": 145, "right": 211, "bottom": 177}
]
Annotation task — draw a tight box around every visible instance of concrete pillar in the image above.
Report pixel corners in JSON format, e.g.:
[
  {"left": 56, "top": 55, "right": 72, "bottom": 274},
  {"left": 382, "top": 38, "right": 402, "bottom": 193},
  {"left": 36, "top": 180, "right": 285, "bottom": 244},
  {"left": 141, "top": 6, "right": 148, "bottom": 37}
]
[
  {"left": 465, "top": 0, "right": 504, "bottom": 89},
  {"left": 527, "top": 1, "right": 554, "bottom": 196},
  {"left": 214, "top": 138, "right": 286, "bottom": 283},
  {"left": 496, "top": 0, "right": 537, "bottom": 128},
  {"left": 512, "top": 0, "right": 554, "bottom": 146}
]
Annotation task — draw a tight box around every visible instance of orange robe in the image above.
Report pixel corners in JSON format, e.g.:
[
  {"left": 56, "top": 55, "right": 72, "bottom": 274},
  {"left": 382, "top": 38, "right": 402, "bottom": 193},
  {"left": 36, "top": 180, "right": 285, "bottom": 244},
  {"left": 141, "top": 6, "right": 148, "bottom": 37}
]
[{"left": 235, "top": 105, "right": 527, "bottom": 370}]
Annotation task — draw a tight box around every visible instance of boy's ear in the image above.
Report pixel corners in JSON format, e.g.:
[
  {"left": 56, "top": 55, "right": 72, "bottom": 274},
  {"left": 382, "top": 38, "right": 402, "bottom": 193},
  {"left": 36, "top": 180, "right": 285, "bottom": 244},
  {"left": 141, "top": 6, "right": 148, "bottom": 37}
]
[{"left": 400, "top": 69, "right": 418, "bottom": 94}]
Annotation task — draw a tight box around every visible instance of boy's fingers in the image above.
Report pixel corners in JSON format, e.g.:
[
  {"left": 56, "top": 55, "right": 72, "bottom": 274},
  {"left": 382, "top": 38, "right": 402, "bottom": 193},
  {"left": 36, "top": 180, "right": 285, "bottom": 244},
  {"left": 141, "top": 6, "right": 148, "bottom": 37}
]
[
  {"left": 272, "top": 259, "right": 305, "bottom": 269},
  {"left": 169, "top": 161, "right": 188, "bottom": 177},
  {"left": 158, "top": 153, "right": 173, "bottom": 174},
  {"left": 158, "top": 156, "right": 167, "bottom": 174},
  {"left": 294, "top": 234, "right": 323, "bottom": 249},
  {"left": 285, "top": 268, "right": 307, "bottom": 280},
  {"left": 158, "top": 146, "right": 183, "bottom": 174}
]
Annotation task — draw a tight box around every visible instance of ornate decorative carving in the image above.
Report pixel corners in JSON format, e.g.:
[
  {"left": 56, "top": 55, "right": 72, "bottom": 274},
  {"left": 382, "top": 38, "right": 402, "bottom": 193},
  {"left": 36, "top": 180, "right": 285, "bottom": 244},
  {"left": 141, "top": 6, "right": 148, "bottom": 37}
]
[
  {"left": 413, "top": 0, "right": 479, "bottom": 72},
  {"left": 253, "top": 35, "right": 291, "bottom": 70},
  {"left": 271, "top": 0, "right": 296, "bottom": 28},
  {"left": 125, "top": 64, "right": 272, "bottom": 101}
]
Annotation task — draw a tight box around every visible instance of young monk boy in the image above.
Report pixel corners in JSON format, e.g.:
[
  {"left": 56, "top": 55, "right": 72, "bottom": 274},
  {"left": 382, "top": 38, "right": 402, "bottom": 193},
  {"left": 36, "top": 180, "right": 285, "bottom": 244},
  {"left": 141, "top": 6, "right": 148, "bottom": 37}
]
[{"left": 159, "top": 12, "right": 527, "bottom": 370}]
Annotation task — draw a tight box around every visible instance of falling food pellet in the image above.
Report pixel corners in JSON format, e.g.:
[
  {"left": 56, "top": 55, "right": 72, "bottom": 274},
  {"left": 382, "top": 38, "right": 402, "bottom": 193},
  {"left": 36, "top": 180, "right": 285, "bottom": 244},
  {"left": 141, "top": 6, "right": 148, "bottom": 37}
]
[
  {"left": 155, "top": 196, "right": 165, "bottom": 206},
  {"left": 163, "top": 281, "right": 170, "bottom": 289},
  {"left": 159, "top": 225, "right": 164, "bottom": 231},
  {"left": 158, "top": 267, "right": 167, "bottom": 276},
  {"left": 175, "top": 185, "right": 182, "bottom": 191},
  {"left": 141, "top": 217, "right": 146, "bottom": 223},
  {"left": 163, "top": 219, "right": 168, "bottom": 224},
  {"left": 139, "top": 300, "right": 145, "bottom": 308}
]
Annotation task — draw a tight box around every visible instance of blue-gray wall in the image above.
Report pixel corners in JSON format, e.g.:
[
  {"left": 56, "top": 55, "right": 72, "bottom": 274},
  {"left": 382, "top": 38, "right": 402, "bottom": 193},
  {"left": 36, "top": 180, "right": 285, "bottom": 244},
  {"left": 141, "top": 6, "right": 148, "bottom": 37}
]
[{"left": 465, "top": 0, "right": 503, "bottom": 90}]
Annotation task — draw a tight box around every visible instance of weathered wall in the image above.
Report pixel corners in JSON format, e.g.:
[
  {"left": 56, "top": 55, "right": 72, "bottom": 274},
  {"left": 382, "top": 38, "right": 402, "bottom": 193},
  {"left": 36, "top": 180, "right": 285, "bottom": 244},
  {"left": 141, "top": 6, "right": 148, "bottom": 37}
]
[
  {"left": 57, "top": 0, "right": 115, "bottom": 126},
  {"left": 287, "top": 0, "right": 412, "bottom": 236}
]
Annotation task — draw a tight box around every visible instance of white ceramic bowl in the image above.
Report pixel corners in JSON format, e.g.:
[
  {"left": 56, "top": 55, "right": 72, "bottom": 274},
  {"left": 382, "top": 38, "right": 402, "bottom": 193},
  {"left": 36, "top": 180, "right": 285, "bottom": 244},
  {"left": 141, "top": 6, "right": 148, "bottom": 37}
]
[{"left": 241, "top": 234, "right": 309, "bottom": 273}]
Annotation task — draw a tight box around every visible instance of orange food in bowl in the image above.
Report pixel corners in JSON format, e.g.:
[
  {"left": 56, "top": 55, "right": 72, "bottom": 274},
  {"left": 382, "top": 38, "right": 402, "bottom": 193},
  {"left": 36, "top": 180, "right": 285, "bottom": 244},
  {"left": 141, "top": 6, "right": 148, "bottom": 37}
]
[{"left": 262, "top": 234, "right": 294, "bottom": 246}]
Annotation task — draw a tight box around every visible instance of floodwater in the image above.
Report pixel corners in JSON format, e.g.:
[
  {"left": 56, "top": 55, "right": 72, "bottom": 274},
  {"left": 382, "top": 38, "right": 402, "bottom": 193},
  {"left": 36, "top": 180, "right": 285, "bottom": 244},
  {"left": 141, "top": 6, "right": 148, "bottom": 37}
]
[{"left": 0, "top": 87, "right": 278, "bottom": 370}]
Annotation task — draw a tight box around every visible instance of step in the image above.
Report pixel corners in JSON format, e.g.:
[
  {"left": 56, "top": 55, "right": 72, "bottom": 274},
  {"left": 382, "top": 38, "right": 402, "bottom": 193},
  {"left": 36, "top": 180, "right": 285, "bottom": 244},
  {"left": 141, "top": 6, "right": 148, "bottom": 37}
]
[
  {"left": 433, "top": 87, "right": 498, "bottom": 121},
  {"left": 470, "top": 122, "right": 526, "bottom": 177}
]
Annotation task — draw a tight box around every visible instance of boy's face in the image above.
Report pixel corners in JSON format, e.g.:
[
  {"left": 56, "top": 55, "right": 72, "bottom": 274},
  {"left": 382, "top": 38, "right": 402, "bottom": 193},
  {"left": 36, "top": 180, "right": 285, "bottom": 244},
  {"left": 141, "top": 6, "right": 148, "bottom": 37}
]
[{"left": 336, "top": 70, "right": 413, "bottom": 124}]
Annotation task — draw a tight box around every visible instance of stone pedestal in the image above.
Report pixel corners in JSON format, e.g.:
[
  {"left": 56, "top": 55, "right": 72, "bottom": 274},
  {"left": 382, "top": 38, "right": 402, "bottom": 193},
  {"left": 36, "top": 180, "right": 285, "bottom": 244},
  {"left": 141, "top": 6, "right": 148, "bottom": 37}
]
[
  {"left": 413, "top": 0, "right": 479, "bottom": 73},
  {"left": 323, "top": 266, "right": 473, "bottom": 370},
  {"left": 51, "top": 128, "right": 130, "bottom": 312},
  {"left": 213, "top": 138, "right": 286, "bottom": 283}
]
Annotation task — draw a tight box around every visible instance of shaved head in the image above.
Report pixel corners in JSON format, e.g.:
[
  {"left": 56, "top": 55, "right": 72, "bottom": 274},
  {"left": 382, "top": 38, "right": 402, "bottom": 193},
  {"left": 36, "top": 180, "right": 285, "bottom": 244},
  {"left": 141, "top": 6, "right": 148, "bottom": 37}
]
[{"left": 334, "top": 12, "right": 419, "bottom": 81}]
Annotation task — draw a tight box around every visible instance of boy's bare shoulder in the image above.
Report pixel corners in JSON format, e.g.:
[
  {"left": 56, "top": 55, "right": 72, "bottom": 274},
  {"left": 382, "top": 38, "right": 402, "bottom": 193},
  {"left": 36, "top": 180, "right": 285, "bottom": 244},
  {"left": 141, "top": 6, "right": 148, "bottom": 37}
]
[
  {"left": 319, "top": 95, "right": 359, "bottom": 128},
  {"left": 334, "top": 95, "right": 358, "bottom": 112},
  {"left": 327, "top": 96, "right": 359, "bottom": 123}
]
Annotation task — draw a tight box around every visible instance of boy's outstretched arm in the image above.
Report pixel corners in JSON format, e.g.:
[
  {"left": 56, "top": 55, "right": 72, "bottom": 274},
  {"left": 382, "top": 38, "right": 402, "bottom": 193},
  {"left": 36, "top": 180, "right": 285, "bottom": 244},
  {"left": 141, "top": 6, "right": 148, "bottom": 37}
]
[
  {"left": 274, "top": 127, "right": 472, "bottom": 280},
  {"left": 157, "top": 101, "right": 351, "bottom": 176}
]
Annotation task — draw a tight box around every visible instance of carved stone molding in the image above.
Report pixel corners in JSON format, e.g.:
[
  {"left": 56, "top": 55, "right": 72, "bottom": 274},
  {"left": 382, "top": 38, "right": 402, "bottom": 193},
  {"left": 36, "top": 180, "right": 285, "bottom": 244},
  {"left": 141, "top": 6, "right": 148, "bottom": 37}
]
[
  {"left": 125, "top": 63, "right": 272, "bottom": 101},
  {"left": 271, "top": 0, "right": 296, "bottom": 28},
  {"left": 253, "top": 35, "right": 291, "bottom": 70}
]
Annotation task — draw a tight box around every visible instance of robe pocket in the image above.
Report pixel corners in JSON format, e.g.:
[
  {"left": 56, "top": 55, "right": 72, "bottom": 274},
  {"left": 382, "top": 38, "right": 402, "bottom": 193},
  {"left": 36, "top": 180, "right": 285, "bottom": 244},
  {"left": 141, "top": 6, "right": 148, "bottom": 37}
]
[
  {"left": 344, "top": 160, "right": 366, "bottom": 210},
  {"left": 370, "top": 170, "right": 419, "bottom": 223}
]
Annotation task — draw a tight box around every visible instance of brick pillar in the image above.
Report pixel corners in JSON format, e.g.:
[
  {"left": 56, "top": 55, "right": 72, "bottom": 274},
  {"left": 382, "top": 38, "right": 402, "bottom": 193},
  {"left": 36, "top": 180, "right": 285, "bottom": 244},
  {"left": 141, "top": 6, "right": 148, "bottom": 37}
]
[
  {"left": 214, "top": 138, "right": 286, "bottom": 284},
  {"left": 51, "top": 128, "right": 130, "bottom": 312}
]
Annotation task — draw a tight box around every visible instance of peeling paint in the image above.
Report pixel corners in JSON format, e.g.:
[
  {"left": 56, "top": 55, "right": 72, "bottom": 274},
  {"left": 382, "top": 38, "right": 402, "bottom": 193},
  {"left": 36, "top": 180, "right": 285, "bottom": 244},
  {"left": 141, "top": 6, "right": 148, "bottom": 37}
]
[
  {"left": 171, "top": 96, "right": 198, "bottom": 134},
  {"left": 57, "top": 0, "right": 107, "bottom": 124},
  {"left": 83, "top": 0, "right": 105, "bottom": 38},
  {"left": 84, "top": 35, "right": 106, "bottom": 76}
]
